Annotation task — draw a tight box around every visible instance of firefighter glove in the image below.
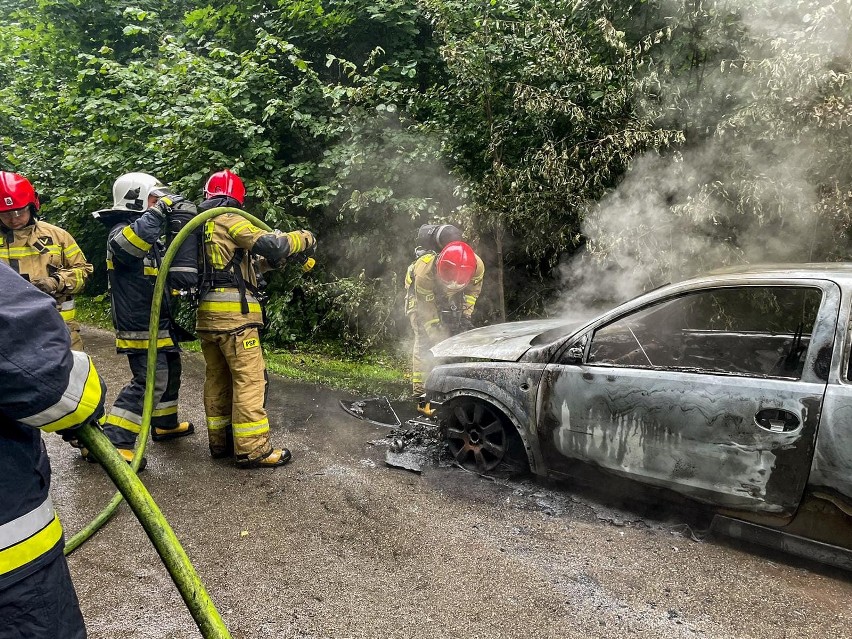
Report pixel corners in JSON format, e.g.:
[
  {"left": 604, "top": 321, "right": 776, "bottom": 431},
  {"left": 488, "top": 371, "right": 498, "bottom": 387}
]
[
  {"left": 33, "top": 276, "right": 61, "bottom": 295},
  {"left": 60, "top": 415, "right": 103, "bottom": 443},
  {"left": 148, "top": 194, "right": 182, "bottom": 221}
]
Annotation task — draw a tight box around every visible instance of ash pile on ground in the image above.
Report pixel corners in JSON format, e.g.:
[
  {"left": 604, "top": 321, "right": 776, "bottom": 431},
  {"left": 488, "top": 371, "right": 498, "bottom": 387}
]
[{"left": 373, "top": 417, "right": 446, "bottom": 473}]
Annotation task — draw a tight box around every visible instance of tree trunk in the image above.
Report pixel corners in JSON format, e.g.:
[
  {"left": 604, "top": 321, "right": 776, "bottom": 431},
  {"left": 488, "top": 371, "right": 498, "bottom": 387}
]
[{"left": 495, "top": 225, "right": 506, "bottom": 322}]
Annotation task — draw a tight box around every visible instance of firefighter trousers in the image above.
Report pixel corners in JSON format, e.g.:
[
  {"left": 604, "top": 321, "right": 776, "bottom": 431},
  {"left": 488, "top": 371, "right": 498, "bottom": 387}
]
[
  {"left": 199, "top": 327, "right": 272, "bottom": 461},
  {"left": 67, "top": 320, "right": 84, "bottom": 352},
  {"left": 409, "top": 313, "right": 434, "bottom": 395},
  {"left": 103, "top": 351, "right": 183, "bottom": 449},
  {"left": 0, "top": 554, "right": 86, "bottom": 639}
]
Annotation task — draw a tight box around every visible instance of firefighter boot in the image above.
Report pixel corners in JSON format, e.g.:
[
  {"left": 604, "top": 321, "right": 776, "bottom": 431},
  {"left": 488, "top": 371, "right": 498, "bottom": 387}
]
[
  {"left": 209, "top": 429, "right": 234, "bottom": 459},
  {"left": 152, "top": 421, "right": 196, "bottom": 442},
  {"left": 116, "top": 447, "right": 148, "bottom": 471},
  {"left": 236, "top": 448, "right": 292, "bottom": 469},
  {"left": 417, "top": 395, "right": 436, "bottom": 418}
]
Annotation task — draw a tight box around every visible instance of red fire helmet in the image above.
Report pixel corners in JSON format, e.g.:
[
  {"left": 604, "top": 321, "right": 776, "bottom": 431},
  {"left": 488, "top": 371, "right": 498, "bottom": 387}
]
[
  {"left": 204, "top": 169, "right": 246, "bottom": 205},
  {"left": 0, "top": 171, "right": 39, "bottom": 212},
  {"left": 436, "top": 241, "right": 477, "bottom": 291}
]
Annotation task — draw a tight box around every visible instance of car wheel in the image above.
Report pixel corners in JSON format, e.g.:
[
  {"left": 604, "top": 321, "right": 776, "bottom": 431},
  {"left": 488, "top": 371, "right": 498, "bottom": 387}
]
[{"left": 445, "top": 399, "right": 517, "bottom": 472}]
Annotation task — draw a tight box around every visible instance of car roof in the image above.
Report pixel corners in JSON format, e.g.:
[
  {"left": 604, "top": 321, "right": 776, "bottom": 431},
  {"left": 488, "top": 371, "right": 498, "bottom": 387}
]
[{"left": 685, "top": 262, "right": 852, "bottom": 286}]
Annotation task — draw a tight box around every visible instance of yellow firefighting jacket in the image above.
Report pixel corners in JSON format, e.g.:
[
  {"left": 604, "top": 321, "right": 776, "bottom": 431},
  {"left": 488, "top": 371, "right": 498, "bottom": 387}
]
[
  {"left": 404, "top": 251, "right": 485, "bottom": 342},
  {"left": 0, "top": 219, "right": 93, "bottom": 324},
  {"left": 196, "top": 211, "right": 315, "bottom": 332}
]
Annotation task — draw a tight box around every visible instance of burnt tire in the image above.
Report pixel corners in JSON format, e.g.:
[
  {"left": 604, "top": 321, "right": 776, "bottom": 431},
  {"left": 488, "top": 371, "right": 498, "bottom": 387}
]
[{"left": 445, "top": 399, "right": 527, "bottom": 473}]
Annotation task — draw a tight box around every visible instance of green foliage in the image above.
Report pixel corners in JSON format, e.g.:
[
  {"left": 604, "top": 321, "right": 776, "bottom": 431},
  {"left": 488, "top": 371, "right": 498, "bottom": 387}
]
[
  {"left": 418, "top": 0, "right": 683, "bottom": 316},
  {"left": 5, "top": 0, "right": 848, "bottom": 357}
]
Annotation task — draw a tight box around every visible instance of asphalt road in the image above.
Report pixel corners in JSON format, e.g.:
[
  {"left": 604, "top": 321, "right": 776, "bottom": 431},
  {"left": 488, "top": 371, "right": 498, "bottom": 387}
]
[{"left": 47, "top": 326, "right": 852, "bottom": 639}]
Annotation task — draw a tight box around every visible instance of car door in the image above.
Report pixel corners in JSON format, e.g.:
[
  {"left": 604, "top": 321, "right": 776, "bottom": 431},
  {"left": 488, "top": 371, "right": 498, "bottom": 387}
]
[{"left": 537, "top": 281, "right": 840, "bottom": 517}]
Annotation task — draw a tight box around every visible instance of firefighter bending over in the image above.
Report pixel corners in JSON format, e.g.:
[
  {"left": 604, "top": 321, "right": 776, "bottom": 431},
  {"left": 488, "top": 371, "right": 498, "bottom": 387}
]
[
  {"left": 197, "top": 169, "right": 317, "bottom": 468},
  {"left": 91, "top": 172, "right": 196, "bottom": 466},
  {"left": 405, "top": 238, "right": 484, "bottom": 398},
  {"left": 0, "top": 171, "right": 93, "bottom": 351},
  {"left": 0, "top": 261, "right": 107, "bottom": 638}
]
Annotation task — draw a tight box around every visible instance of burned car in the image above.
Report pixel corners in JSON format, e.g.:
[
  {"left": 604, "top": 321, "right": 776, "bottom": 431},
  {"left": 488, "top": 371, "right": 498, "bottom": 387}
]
[{"left": 425, "top": 264, "right": 852, "bottom": 568}]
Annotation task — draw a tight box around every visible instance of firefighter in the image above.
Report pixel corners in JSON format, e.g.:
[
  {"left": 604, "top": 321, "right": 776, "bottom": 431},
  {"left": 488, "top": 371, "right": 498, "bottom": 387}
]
[
  {"left": 0, "top": 171, "right": 93, "bottom": 351},
  {"left": 91, "top": 172, "right": 195, "bottom": 466},
  {"left": 0, "top": 261, "right": 107, "bottom": 638},
  {"left": 405, "top": 239, "right": 484, "bottom": 397},
  {"left": 196, "top": 169, "right": 316, "bottom": 468}
]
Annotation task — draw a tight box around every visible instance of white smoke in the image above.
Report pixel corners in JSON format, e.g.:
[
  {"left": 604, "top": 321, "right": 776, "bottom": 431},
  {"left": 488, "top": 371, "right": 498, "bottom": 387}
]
[{"left": 552, "top": 0, "right": 849, "bottom": 317}]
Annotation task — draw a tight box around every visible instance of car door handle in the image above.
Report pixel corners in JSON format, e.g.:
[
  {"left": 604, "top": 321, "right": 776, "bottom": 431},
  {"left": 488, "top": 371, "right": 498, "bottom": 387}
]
[{"left": 754, "top": 408, "right": 800, "bottom": 433}]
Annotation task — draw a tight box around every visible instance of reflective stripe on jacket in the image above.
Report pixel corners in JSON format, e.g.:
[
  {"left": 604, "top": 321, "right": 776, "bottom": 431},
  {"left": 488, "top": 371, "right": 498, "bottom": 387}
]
[
  {"left": 0, "top": 262, "right": 106, "bottom": 589},
  {"left": 0, "top": 219, "right": 93, "bottom": 324},
  {"left": 106, "top": 213, "right": 179, "bottom": 354}
]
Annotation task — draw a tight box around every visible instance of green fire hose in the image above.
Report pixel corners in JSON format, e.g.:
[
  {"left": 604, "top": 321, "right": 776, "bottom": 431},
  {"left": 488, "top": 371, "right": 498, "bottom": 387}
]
[{"left": 65, "top": 207, "right": 273, "bottom": 639}]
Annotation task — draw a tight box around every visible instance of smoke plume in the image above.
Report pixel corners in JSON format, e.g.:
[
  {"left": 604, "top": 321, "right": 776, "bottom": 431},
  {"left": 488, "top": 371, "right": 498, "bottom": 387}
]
[{"left": 553, "top": 0, "right": 851, "bottom": 317}]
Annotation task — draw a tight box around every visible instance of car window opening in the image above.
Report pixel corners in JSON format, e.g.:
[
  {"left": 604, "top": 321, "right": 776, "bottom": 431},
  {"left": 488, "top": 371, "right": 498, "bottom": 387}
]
[{"left": 585, "top": 286, "right": 823, "bottom": 379}]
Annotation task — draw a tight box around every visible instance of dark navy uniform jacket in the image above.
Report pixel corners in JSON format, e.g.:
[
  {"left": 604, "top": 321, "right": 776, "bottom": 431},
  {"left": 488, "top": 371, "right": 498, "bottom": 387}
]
[
  {"left": 106, "top": 208, "right": 179, "bottom": 354},
  {"left": 0, "top": 262, "right": 106, "bottom": 589}
]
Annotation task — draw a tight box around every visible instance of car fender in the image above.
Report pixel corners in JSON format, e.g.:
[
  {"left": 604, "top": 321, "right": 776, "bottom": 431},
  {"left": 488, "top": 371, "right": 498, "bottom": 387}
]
[{"left": 429, "top": 367, "right": 546, "bottom": 474}]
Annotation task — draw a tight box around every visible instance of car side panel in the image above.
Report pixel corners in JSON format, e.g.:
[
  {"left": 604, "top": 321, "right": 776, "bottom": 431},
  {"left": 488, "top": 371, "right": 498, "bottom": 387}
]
[
  {"left": 538, "top": 367, "right": 824, "bottom": 515},
  {"left": 809, "top": 391, "right": 852, "bottom": 504}
]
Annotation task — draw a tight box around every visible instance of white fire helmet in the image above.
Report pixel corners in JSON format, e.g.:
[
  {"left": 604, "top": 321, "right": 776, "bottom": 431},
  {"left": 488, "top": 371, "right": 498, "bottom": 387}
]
[{"left": 112, "top": 172, "right": 167, "bottom": 211}]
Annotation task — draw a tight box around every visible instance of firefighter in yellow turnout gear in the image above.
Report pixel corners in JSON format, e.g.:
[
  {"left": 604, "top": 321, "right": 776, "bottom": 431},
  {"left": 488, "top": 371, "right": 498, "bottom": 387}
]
[
  {"left": 406, "top": 238, "right": 484, "bottom": 396},
  {"left": 0, "top": 172, "right": 93, "bottom": 351},
  {"left": 197, "top": 170, "right": 316, "bottom": 468}
]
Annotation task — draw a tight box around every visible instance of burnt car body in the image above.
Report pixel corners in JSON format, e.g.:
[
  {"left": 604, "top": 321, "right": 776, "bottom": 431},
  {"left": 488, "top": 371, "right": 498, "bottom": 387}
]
[{"left": 425, "top": 264, "right": 852, "bottom": 568}]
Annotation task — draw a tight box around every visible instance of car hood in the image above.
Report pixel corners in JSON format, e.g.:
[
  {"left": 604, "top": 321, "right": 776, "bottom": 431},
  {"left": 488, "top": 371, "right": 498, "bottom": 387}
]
[{"left": 430, "top": 319, "right": 578, "bottom": 362}]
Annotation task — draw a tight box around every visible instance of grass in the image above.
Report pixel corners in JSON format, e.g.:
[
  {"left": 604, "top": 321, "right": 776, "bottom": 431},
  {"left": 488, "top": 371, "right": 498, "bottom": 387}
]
[{"left": 75, "top": 295, "right": 411, "bottom": 398}]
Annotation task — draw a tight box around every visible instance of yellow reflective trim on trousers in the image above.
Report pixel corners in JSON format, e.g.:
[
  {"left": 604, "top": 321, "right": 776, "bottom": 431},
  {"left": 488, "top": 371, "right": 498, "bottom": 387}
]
[
  {"left": 197, "top": 300, "right": 262, "bottom": 314},
  {"left": 60, "top": 308, "right": 76, "bottom": 321},
  {"left": 233, "top": 419, "right": 269, "bottom": 437},
  {"left": 122, "top": 225, "right": 151, "bottom": 251},
  {"left": 152, "top": 405, "right": 178, "bottom": 417},
  {"left": 206, "top": 416, "right": 232, "bottom": 430},
  {"left": 0, "top": 515, "right": 63, "bottom": 575},
  {"left": 105, "top": 414, "right": 142, "bottom": 433},
  {"left": 115, "top": 337, "right": 175, "bottom": 350},
  {"left": 40, "top": 361, "right": 103, "bottom": 433}
]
